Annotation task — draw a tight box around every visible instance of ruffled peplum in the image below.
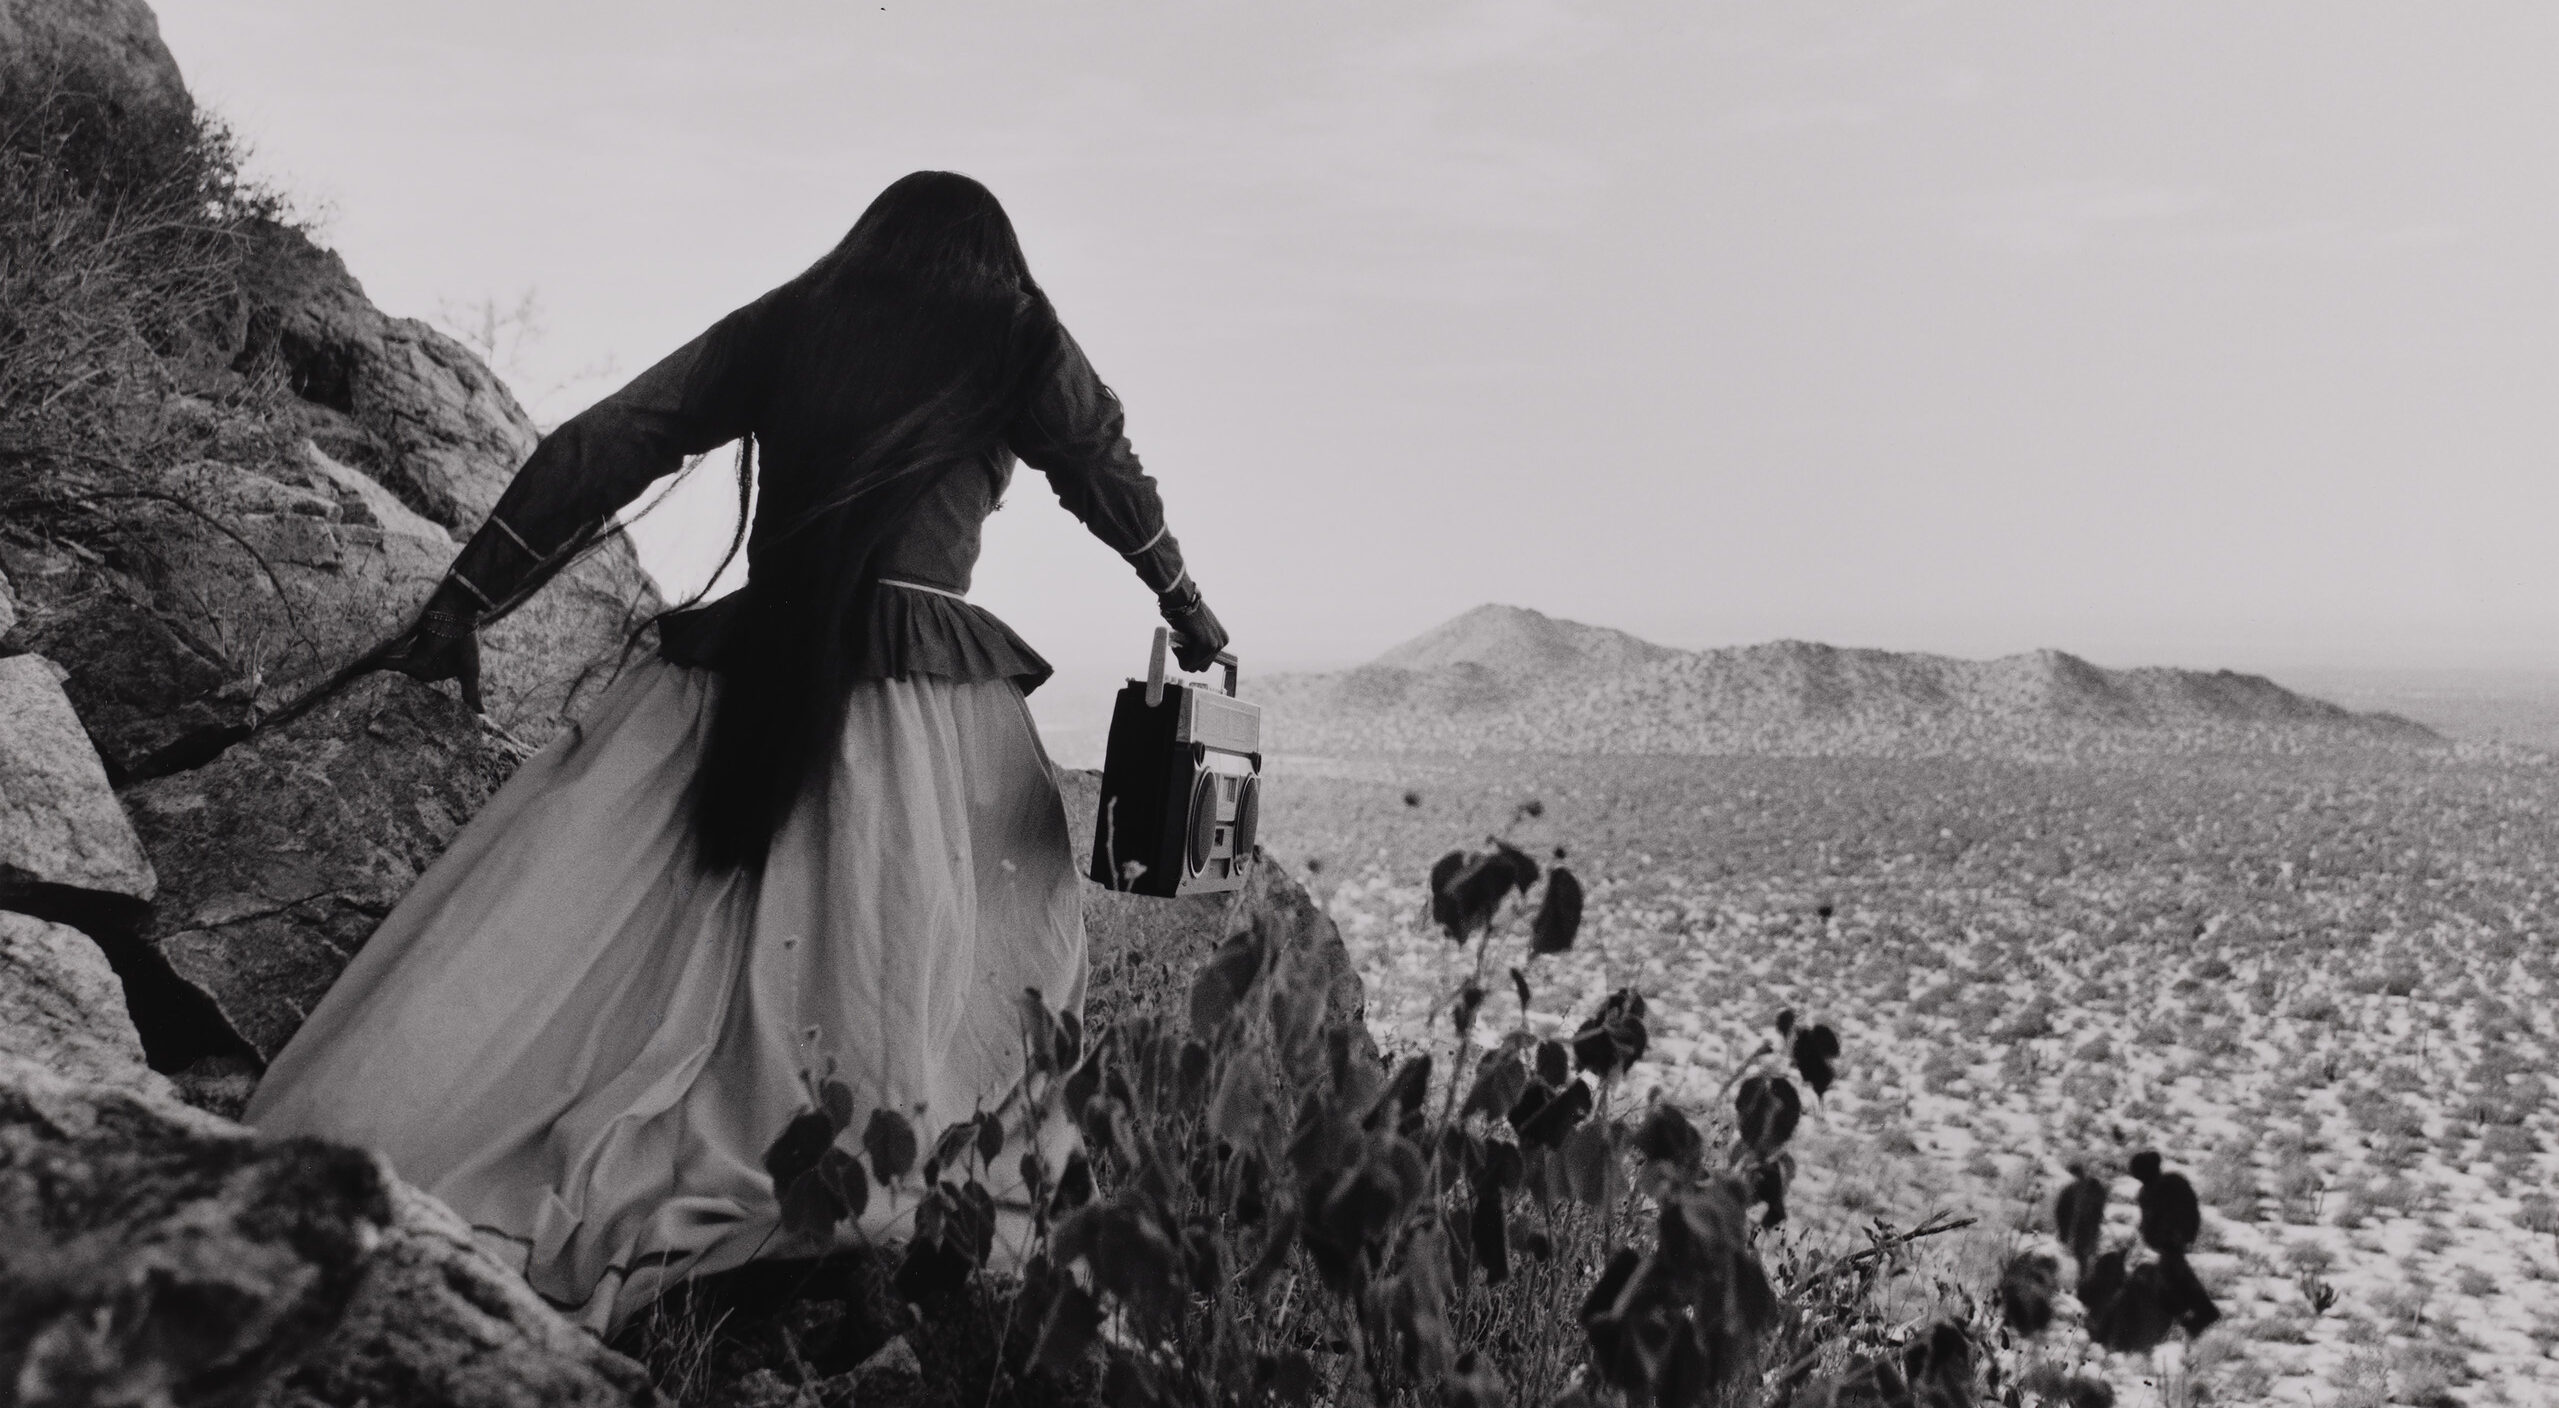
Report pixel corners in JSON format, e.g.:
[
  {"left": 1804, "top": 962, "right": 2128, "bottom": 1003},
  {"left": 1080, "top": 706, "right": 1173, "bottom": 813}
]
[
  {"left": 654, "top": 580, "right": 1053, "bottom": 695},
  {"left": 855, "top": 582, "right": 1054, "bottom": 694}
]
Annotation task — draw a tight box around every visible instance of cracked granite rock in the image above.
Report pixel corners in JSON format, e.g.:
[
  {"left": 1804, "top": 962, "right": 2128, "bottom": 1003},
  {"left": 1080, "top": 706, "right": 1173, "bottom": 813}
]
[{"left": 120, "top": 672, "right": 522, "bottom": 1061}]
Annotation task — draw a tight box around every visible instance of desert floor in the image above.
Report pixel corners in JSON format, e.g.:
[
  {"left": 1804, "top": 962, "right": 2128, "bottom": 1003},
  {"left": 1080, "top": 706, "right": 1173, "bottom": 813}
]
[{"left": 1259, "top": 749, "right": 2559, "bottom": 1407}]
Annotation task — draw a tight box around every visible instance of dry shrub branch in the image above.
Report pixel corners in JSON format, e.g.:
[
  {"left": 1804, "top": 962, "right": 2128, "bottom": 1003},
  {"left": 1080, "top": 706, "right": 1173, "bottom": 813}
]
[
  {"left": 631, "top": 805, "right": 2220, "bottom": 1407},
  {"left": 0, "top": 57, "right": 309, "bottom": 638}
]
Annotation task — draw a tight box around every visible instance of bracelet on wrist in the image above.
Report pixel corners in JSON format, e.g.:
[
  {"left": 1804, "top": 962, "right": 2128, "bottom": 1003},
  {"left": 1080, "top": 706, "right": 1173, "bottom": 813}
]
[{"left": 418, "top": 607, "right": 477, "bottom": 640}]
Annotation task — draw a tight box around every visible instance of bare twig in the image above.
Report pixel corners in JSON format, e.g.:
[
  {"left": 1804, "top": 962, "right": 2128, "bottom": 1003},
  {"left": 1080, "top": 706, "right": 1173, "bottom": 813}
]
[{"left": 1813, "top": 1212, "right": 1978, "bottom": 1278}]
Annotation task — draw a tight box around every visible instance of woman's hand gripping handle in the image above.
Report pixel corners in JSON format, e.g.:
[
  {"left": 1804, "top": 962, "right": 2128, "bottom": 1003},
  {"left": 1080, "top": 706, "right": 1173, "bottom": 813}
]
[{"left": 1157, "top": 578, "right": 1229, "bottom": 674}]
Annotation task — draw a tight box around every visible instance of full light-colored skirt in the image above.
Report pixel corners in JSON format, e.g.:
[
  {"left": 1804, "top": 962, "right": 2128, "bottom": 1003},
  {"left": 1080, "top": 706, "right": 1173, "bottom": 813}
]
[{"left": 245, "top": 656, "right": 1085, "bottom": 1333}]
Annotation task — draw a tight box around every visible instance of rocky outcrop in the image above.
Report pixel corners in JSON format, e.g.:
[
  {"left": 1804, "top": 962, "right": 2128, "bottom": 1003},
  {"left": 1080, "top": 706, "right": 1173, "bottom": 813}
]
[
  {"left": 234, "top": 221, "right": 666, "bottom": 740},
  {"left": 121, "top": 672, "right": 523, "bottom": 1063},
  {"left": 474, "top": 544, "right": 660, "bottom": 748},
  {"left": 1226, "top": 853, "right": 1372, "bottom": 1054},
  {"left": 0, "top": 0, "right": 671, "bottom": 1397},
  {"left": 0, "top": 122, "right": 655, "bottom": 784},
  {"left": 0, "top": 653, "right": 155, "bottom": 928},
  {"left": 0, "top": 1056, "right": 647, "bottom": 1407},
  {"left": 0, "top": 912, "right": 171, "bottom": 1098},
  {"left": 238, "top": 224, "right": 535, "bottom": 534},
  {"left": 0, "top": 0, "right": 188, "bottom": 116},
  {"left": 0, "top": 1056, "right": 387, "bottom": 1407},
  {"left": 0, "top": 420, "right": 656, "bottom": 783},
  {"left": 1058, "top": 767, "right": 1372, "bottom": 1059},
  {"left": 0, "top": 450, "right": 457, "bottom": 779},
  {"left": 0, "top": 0, "right": 657, "bottom": 1064},
  {"left": 0, "top": 448, "right": 657, "bottom": 784},
  {"left": 257, "top": 1180, "right": 652, "bottom": 1408}
]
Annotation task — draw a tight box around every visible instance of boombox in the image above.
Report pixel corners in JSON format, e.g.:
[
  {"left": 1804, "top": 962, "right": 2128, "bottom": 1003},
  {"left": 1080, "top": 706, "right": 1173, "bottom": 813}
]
[{"left": 1089, "top": 628, "right": 1262, "bottom": 897}]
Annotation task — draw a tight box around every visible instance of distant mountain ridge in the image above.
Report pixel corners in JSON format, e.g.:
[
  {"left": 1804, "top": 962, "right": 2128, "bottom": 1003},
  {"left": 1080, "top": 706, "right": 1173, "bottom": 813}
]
[
  {"left": 1252, "top": 606, "right": 2437, "bottom": 757},
  {"left": 1372, "top": 604, "right": 1681, "bottom": 676}
]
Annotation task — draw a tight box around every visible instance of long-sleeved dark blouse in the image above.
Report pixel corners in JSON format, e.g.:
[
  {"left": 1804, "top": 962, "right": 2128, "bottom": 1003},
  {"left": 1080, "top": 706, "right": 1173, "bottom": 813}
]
[{"left": 440, "top": 304, "right": 1188, "bottom": 695}]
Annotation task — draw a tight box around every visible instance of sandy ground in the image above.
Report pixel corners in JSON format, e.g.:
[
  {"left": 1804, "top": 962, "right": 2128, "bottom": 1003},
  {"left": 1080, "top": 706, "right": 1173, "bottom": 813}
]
[{"left": 1264, "top": 750, "right": 2559, "bottom": 1407}]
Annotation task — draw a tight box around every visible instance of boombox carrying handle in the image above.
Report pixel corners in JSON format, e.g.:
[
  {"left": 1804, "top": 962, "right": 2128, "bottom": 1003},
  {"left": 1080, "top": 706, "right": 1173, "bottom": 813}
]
[{"left": 1144, "top": 626, "right": 1241, "bottom": 706}]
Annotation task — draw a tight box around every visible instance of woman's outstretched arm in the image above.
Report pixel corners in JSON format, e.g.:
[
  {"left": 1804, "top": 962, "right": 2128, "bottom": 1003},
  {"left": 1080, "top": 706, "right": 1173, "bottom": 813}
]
[
  {"left": 442, "top": 298, "right": 771, "bottom": 617},
  {"left": 381, "top": 298, "right": 772, "bottom": 704},
  {"left": 1007, "top": 321, "right": 1229, "bottom": 670}
]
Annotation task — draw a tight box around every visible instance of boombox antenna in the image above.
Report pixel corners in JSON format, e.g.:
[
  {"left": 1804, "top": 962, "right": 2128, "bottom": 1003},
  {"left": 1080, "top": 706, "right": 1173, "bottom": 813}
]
[{"left": 1146, "top": 626, "right": 1170, "bottom": 706}]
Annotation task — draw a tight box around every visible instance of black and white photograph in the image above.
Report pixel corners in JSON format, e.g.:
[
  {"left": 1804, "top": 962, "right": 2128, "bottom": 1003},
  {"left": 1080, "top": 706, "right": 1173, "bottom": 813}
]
[{"left": 1, "top": 3, "right": 2553, "bottom": 1405}]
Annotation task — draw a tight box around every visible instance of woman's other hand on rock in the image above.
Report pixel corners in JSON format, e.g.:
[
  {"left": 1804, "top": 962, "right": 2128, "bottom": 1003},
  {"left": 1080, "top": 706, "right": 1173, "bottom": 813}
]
[{"left": 378, "top": 581, "right": 485, "bottom": 713}]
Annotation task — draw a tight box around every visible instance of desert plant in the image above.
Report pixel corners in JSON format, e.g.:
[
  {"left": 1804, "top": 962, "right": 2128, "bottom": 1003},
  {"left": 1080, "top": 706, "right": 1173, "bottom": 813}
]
[
  {"left": 1956, "top": 1156, "right": 2225, "bottom": 1408},
  {"left": 681, "top": 817, "right": 2013, "bottom": 1408},
  {"left": 0, "top": 59, "right": 299, "bottom": 492}
]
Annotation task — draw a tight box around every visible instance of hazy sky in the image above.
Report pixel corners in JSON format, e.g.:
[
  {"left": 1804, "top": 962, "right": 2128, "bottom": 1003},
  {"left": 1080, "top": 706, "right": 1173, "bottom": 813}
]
[{"left": 157, "top": 2, "right": 2556, "bottom": 709}]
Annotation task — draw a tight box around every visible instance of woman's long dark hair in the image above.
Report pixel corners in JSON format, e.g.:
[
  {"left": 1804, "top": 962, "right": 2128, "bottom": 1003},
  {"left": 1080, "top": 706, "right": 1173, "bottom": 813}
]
[{"left": 684, "top": 171, "right": 1056, "bottom": 873}]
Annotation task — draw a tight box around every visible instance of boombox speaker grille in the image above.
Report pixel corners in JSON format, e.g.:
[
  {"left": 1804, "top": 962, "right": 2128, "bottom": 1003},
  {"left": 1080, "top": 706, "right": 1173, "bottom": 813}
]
[{"left": 1186, "top": 771, "right": 1219, "bottom": 877}]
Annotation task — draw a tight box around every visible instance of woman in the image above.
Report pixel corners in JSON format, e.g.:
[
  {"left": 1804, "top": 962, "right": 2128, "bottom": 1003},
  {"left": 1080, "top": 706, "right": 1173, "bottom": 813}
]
[{"left": 245, "top": 172, "right": 1226, "bottom": 1334}]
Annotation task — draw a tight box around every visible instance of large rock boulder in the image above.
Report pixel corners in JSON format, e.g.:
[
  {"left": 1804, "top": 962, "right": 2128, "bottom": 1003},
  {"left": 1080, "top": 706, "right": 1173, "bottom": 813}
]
[
  {"left": 0, "top": 1056, "right": 387, "bottom": 1407},
  {"left": 0, "top": 442, "right": 659, "bottom": 786},
  {"left": 1057, "top": 767, "right": 1372, "bottom": 1058},
  {"left": 1223, "top": 852, "right": 1373, "bottom": 1059},
  {"left": 0, "top": 0, "right": 659, "bottom": 1085},
  {"left": 256, "top": 1179, "right": 652, "bottom": 1408},
  {"left": 0, "top": 911, "right": 171, "bottom": 1098},
  {"left": 232, "top": 220, "right": 668, "bottom": 741},
  {"left": 0, "top": 2, "right": 663, "bottom": 1398},
  {"left": 0, "top": 451, "right": 455, "bottom": 780},
  {"left": 0, "top": 1055, "right": 646, "bottom": 1407},
  {"left": 0, "top": 0, "right": 188, "bottom": 116},
  {"left": 0, "top": 433, "right": 655, "bottom": 779},
  {"left": 0, "top": 208, "right": 657, "bottom": 783},
  {"left": 120, "top": 672, "right": 522, "bottom": 1063},
  {"left": 237, "top": 221, "right": 535, "bottom": 534},
  {"left": 0, "top": 653, "right": 155, "bottom": 928}
]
